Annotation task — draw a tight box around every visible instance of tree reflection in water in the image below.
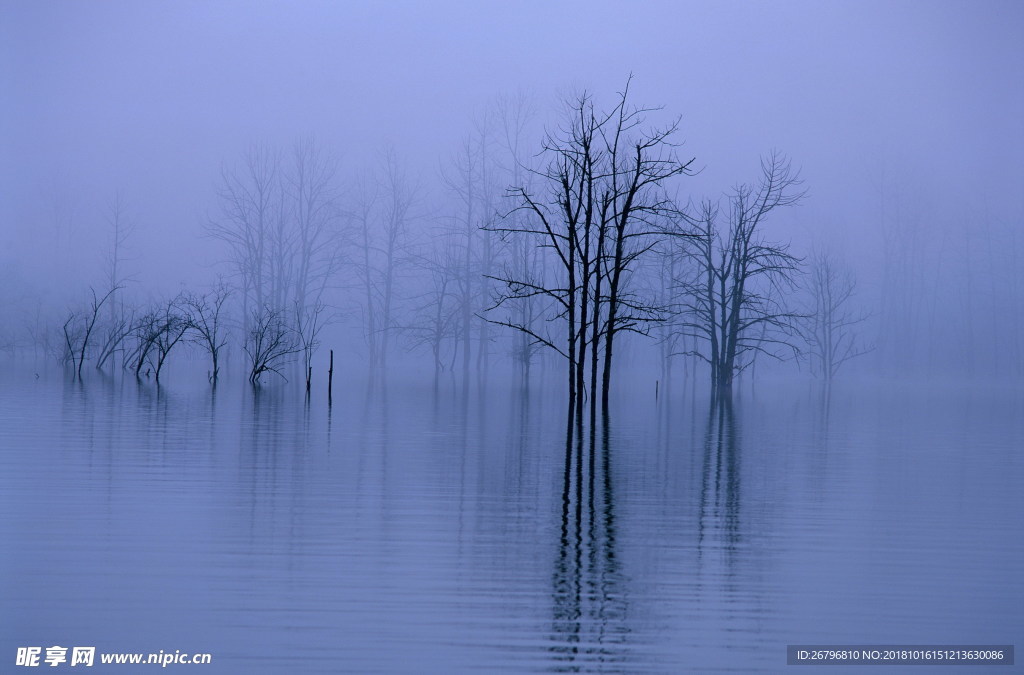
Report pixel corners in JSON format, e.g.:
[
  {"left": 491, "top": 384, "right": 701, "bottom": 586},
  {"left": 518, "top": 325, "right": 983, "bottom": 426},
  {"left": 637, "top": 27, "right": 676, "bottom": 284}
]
[
  {"left": 698, "top": 397, "right": 742, "bottom": 565},
  {"left": 549, "top": 413, "right": 630, "bottom": 671}
]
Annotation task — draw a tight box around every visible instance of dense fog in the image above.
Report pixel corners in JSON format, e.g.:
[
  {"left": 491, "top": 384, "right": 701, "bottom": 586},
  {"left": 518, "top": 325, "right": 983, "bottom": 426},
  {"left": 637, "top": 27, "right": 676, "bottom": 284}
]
[{"left": 3, "top": 1, "right": 1022, "bottom": 390}]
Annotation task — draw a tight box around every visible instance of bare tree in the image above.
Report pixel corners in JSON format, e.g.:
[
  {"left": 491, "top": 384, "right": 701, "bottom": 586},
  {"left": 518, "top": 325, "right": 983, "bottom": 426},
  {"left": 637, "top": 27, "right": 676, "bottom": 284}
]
[
  {"left": 494, "top": 92, "right": 545, "bottom": 382},
  {"left": 61, "top": 314, "right": 81, "bottom": 371},
  {"left": 378, "top": 151, "right": 416, "bottom": 370},
  {"left": 121, "top": 297, "right": 188, "bottom": 382},
  {"left": 353, "top": 150, "right": 418, "bottom": 372},
  {"left": 209, "top": 139, "right": 343, "bottom": 378},
  {"left": 150, "top": 297, "right": 190, "bottom": 383},
  {"left": 488, "top": 81, "right": 693, "bottom": 424},
  {"left": 207, "top": 144, "right": 283, "bottom": 331},
  {"left": 51, "top": 196, "right": 137, "bottom": 374},
  {"left": 284, "top": 137, "right": 344, "bottom": 370},
  {"left": 352, "top": 174, "right": 381, "bottom": 370},
  {"left": 93, "top": 304, "right": 134, "bottom": 371},
  {"left": 182, "top": 283, "right": 232, "bottom": 383},
  {"left": 444, "top": 131, "right": 483, "bottom": 380},
  {"left": 651, "top": 241, "right": 686, "bottom": 387},
  {"left": 286, "top": 138, "right": 342, "bottom": 313},
  {"left": 294, "top": 298, "right": 327, "bottom": 393},
  {"left": 245, "top": 305, "right": 298, "bottom": 385},
  {"left": 441, "top": 108, "right": 507, "bottom": 381},
  {"left": 672, "top": 152, "right": 805, "bottom": 399},
  {"left": 595, "top": 88, "right": 694, "bottom": 410},
  {"left": 501, "top": 235, "right": 549, "bottom": 384},
  {"left": 125, "top": 309, "right": 164, "bottom": 379},
  {"left": 103, "top": 193, "right": 135, "bottom": 316},
  {"left": 803, "top": 249, "right": 873, "bottom": 381},
  {"left": 401, "top": 235, "right": 462, "bottom": 383},
  {"left": 62, "top": 286, "right": 119, "bottom": 378}
]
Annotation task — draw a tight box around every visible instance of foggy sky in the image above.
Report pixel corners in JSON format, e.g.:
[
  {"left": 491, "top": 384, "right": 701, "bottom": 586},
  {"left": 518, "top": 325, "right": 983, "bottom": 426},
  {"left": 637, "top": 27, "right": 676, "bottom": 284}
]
[{"left": 2, "top": 0, "right": 1022, "bottom": 302}]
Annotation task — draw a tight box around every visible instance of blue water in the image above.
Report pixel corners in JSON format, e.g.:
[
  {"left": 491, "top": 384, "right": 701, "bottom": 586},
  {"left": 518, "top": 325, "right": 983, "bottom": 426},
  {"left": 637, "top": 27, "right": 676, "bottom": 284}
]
[{"left": 2, "top": 369, "right": 1021, "bottom": 672}]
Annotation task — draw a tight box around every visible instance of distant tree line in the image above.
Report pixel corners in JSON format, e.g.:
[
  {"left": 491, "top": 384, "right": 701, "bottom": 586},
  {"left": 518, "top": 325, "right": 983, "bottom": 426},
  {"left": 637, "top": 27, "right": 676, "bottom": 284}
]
[{"left": 22, "top": 81, "right": 971, "bottom": 408}]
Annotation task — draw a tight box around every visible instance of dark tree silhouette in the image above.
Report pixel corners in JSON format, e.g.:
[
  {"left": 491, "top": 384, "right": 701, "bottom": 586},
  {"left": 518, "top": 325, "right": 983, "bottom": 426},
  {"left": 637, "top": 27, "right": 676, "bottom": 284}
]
[
  {"left": 61, "top": 286, "right": 119, "bottom": 378},
  {"left": 182, "top": 284, "right": 232, "bottom": 384},
  {"left": 245, "top": 305, "right": 298, "bottom": 385},
  {"left": 489, "top": 81, "right": 693, "bottom": 424},
  {"left": 150, "top": 297, "right": 190, "bottom": 383},
  {"left": 93, "top": 304, "right": 134, "bottom": 371},
  {"left": 123, "top": 296, "right": 188, "bottom": 382},
  {"left": 672, "top": 152, "right": 805, "bottom": 399}
]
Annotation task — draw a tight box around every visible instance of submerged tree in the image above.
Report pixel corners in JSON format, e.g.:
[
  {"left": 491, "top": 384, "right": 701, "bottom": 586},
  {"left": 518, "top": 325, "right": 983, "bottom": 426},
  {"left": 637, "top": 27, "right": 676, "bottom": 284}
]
[
  {"left": 672, "top": 152, "right": 805, "bottom": 399},
  {"left": 93, "top": 304, "right": 134, "bottom": 371},
  {"left": 494, "top": 92, "right": 545, "bottom": 383},
  {"left": 207, "top": 138, "right": 343, "bottom": 345},
  {"left": 294, "top": 298, "right": 327, "bottom": 393},
  {"left": 123, "top": 296, "right": 189, "bottom": 383},
  {"left": 125, "top": 309, "right": 161, "bottom": 379},
  {"left": 401, "top": 236, "right": 463, "bottom": 383},
  {"left": 489, "top": 81, "right": 693, "bottom": 423},
  {"left": 207, "top": 143, "right": 281, "bottom": 329},
  {"left": 103, "top": 193, "right": 135, "bottom": 315},
  {"left": 803, "top": 249, "right": 873, "bottom": 382},
  {"left": 61, "top": 286, "right": 119, "bottom": 378},
  {"left": 286, "top": 137, "right": 344, "bottom": 321},
  {"left": 441, "top": 107, "right": 509, "bottom": 381},
  {"left": 182, "top": 284, "right": 232, "bottom": 384},
  {"left": 245, "top": 305, "right": 298, "bottom": 385},
  {"left": 353, "top": 150, "right": 419, "bottom": 373},
  {"left": 92, "top": 194, "right": 137, "bottom": 370},
  {"left": 149, "top": 297, "right": 190, "bottom": 383}
]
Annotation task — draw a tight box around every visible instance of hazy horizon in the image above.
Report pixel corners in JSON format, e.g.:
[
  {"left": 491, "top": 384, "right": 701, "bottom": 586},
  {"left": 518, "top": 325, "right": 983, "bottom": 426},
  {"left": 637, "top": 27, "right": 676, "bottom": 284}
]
[{"left": 2, "top": 1, "right": 1023, "bottom": 381}]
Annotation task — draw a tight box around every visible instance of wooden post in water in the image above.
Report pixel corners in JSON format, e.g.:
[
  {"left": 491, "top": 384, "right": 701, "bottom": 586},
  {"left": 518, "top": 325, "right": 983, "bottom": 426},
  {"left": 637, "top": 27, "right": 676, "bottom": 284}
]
[{"left": 328, "top": 350, "right": 334, "bottom": 405}]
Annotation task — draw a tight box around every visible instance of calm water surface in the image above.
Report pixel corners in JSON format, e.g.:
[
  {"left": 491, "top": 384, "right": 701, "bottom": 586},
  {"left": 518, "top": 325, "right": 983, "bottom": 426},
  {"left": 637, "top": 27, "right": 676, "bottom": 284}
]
[{"left": 2, "top": 368, "right": 1022, "bottom": 673}]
